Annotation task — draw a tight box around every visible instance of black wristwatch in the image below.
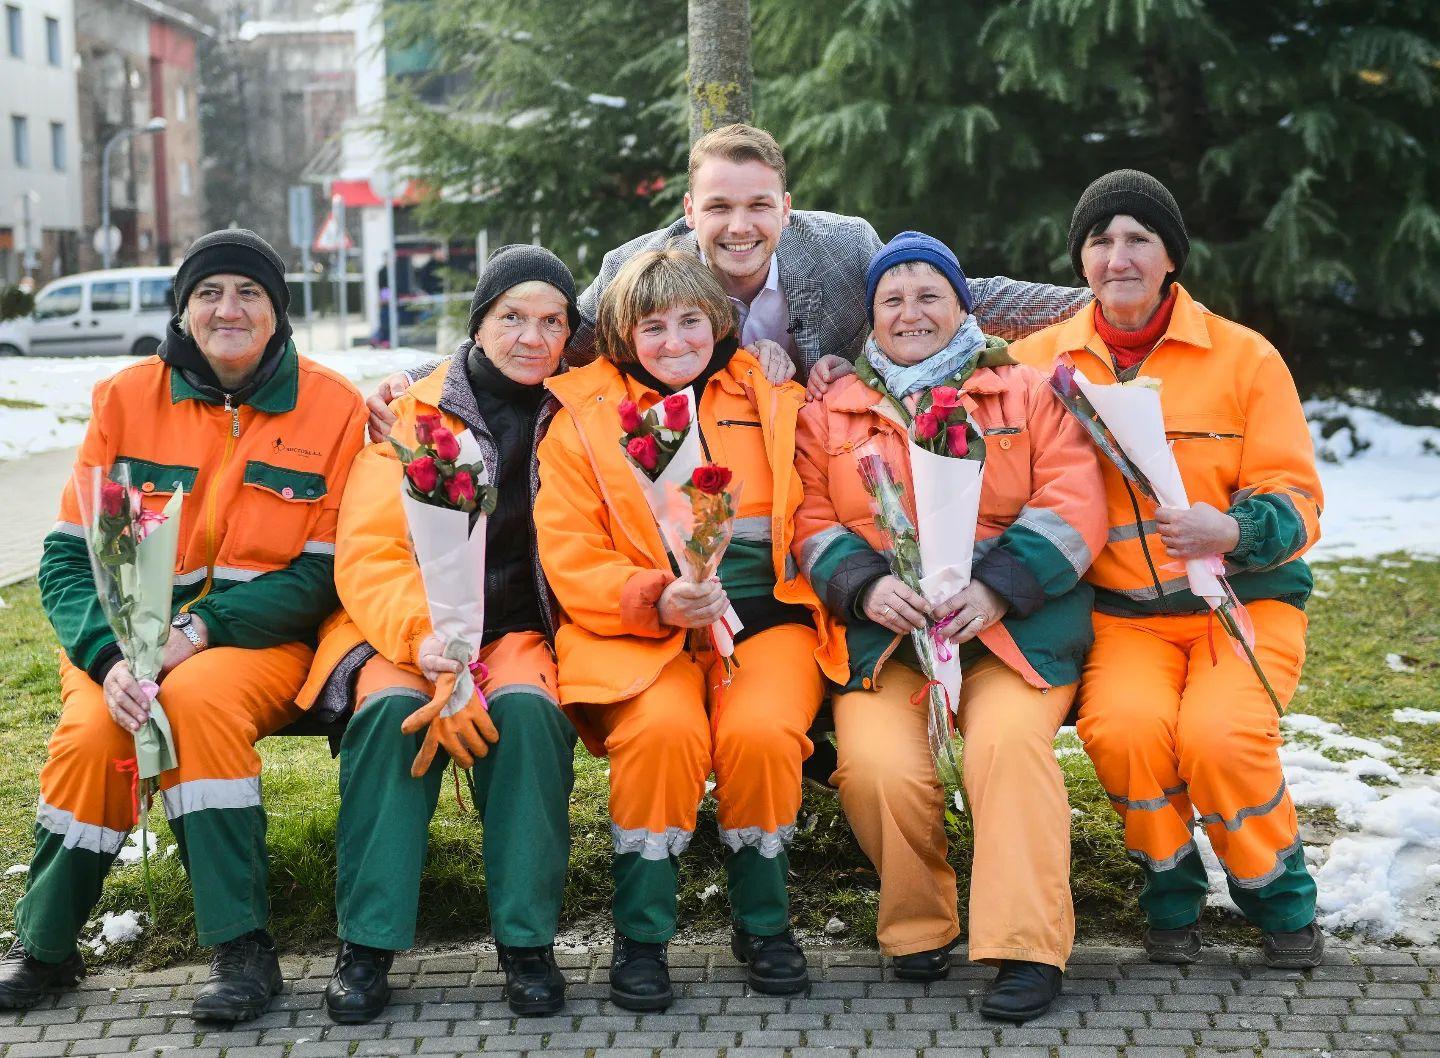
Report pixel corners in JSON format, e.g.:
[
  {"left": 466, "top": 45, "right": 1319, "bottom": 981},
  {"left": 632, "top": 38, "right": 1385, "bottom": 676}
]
[{"left": 171, "top": 612, "right": 205, "bottom": 650}]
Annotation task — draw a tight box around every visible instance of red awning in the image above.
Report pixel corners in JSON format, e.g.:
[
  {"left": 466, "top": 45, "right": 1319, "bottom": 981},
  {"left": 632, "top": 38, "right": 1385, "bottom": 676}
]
[{"left": 329, "top": 178, "right": 426, "bottom": 208}]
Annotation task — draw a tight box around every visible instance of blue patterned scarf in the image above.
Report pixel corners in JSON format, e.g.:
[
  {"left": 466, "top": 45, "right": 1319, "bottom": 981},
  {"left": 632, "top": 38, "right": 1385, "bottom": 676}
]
[{"left": 863, "top": 313, "right": 987, "bottom": 399}]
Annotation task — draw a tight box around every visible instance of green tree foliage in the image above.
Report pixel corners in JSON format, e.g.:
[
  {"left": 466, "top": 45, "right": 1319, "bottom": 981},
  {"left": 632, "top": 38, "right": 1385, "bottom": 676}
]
[
  {"left": 380, "top": 0, "right": 689, "bottom": 275},
  {"left": 381, "top": 0, "right": 1439, "bottom": 401}
]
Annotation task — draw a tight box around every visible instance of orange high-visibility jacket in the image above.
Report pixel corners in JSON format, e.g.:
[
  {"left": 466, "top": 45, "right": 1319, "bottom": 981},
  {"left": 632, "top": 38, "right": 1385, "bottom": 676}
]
[
  {"left": 534, "top": 348, "right": 846, "bottom": 707},
  {"left": 1008, "top": 284, "right": 1322, "bottom": 615}
]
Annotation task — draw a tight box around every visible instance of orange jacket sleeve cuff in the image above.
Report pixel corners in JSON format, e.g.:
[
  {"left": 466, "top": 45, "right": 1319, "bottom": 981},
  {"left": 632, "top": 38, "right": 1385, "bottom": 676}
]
[{"left": 619, "top": 569, "right": 676, "bottom": 638}]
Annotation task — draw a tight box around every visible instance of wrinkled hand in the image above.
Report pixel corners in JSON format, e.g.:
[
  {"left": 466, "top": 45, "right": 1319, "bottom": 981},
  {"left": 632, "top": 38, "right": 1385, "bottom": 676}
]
[
  {"left": 862, "top": 575, "right": 930, "bottom": 634},
  {"left": 1155, "top": 502, "right": 1239, "bottom": 560},
  {"left": 657, "top": 578, "right": 729, "bottom": 629},
  {"left": 751, "top": 339, "right": 797, "bottom": 385},
  {"left": 366, "top": 371, "right": 412, "bottom": 443},
  {"left": 417, "top": 632, "right": 464, "bottom": 684},
  {"left": 104, "top": 660, "right": 151, "bottom": 733},
  {"left": 399, "top": 671, "right": 501, "bottom": 776},
  {"left": 806, "top": 354, "right": 855, "bottom": 400},
  {"left": 933, "top": 580, "right": 1009, "bottom": 645}
]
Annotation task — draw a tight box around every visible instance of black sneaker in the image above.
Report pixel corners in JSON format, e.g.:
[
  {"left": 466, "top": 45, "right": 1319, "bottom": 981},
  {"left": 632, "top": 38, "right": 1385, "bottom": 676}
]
[
  {"left": 608, "top": 933, "right": 673, "bottom": 1012},
  {"left": 731, "top": 927, "right": 809, "bottom": 995},
  {"left": 1143, "top": 923, "right": 1202, "bottom": 964},
  {"left": 497, "top": 943, "right": 565, "bottom": 1016},
  {"left": 980, "top": 960, "right": 1063, "bottom": 1023},
  {"left": 324, "top": 941, "right": 394, "bottom": 1024},
  {"left": 892, "top": 936, "right": 958, "bottom": 982},
  {"left": 0, "top": 940, "right": 85, "bottom": 1010},
  {"left": 191, "top": 929, "right": 283, "bottom": 1023},
  {"left": 1263, "top": 921, "right": 1325, "bottom": 969}
]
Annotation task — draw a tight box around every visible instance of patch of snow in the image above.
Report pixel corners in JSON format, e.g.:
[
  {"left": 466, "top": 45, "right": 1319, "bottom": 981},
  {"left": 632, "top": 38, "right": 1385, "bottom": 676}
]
[
  {"left": 3, "top": 864, "right": 27, "bottom": 877},
  {"left": 86, "top": 909, "right": 145, "bottom": 955},
  {"left": 697, "top": 883, "right": 721, "bottom": 903},
  {"left": 1385, "top": 653, "right": 1417, "bottom": 673},
  {"left": 116, "top": 829, "right": 163, "bottom": 865},
  {"left": 587, "top": 93, "right": 627, "bottom": 109},
  {"left": 824, "top": 916, "right": 848, "bottom": 935},
  {"left": 1394, "top": 708, "right": 1440, "bottom": 725}
]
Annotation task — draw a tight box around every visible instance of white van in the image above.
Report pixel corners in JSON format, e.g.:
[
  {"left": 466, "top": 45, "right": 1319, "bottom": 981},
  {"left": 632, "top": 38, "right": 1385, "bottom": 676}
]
[{"left": 0, "top": 266, "right": 178, "bottom": 357}]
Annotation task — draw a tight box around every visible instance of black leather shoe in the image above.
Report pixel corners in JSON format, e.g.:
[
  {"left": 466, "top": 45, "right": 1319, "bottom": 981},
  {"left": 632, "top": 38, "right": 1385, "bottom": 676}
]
[
  {"left": 731, "top": 928, "right": 809, "bottom": 995},
  {"left": 609, "top": 934, "right": 673, "bottom": 1011},
  {"left": 1143, "top": 923, "right": 1202, "bottom": 964},
  {"left": 979, "top": 960, "right": 1063, "bottom": 1023},
  {"left": 0, "top": 940, "right": 85, "bottom": 1010},
  {"left": 1263, "top": 921, "right": 1325, "bottom": 969},
  {"left": 892, "top": 936, "right": 958, "bottom": 982},
  {"left": 498, "top": 944, "right": 565, "bottom": 1016},
  {"left": 324, "top": 941, "right": 394, "bottom": 1024},
  {"left": 191, "top": 929, "right": 283, "bottom": 1023}
]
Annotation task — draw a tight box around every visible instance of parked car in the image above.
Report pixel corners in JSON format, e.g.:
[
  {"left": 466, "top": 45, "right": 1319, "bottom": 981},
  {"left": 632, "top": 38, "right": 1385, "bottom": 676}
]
[{"left": 0, "top": 267, "right": 177, "bottom": 357}]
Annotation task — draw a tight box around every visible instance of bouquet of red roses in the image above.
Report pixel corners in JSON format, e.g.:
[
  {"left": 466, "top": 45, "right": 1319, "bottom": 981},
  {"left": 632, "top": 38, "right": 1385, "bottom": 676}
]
[
  {"left": 617, "top": 390, "right": 745, "bottom": 666},
  {"left": 911, "top": 384, "right": 980, "bottom": 459},
  {"left": 390, "top": 412, "right": 498, "bottom": 515}
]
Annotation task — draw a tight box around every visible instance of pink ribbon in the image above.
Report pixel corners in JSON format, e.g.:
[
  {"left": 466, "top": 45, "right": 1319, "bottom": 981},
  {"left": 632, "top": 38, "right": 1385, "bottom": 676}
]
[{"left": 466, "top": 659, "right": 491, "bottom": 712}]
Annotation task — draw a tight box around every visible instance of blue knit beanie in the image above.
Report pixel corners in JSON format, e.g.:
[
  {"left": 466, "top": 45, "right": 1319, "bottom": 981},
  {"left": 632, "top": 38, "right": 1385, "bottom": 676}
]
[{"left": 864, "top": 231, "right": 973, "bottom": 322}]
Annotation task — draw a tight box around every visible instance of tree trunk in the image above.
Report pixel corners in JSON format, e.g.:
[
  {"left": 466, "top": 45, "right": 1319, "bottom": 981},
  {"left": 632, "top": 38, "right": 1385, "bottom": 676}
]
[{"left": 687, "top": 0, "right": 753, "bottom": 143}]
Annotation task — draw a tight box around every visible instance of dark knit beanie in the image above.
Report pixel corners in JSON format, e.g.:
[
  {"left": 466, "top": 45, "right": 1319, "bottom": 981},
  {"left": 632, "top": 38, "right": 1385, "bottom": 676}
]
[
  {"left": 864, "top": 231, "right": 973, "bottom": 322},
  {"left": 467, "top": 244, "right": 581, "bottom": 339},
  {"left": 1067, "top": 169, "right": 1189, "bottom": 281},
  {"left": 173, "top": 228, "right": 290, "bottom": 322}
]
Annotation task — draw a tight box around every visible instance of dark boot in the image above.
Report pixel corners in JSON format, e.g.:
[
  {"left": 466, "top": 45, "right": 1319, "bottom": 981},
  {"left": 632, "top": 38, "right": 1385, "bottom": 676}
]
[
  {"left": 191, "top": 929, "right": 283, "bottom": 1023},
  {"left": 608, "top": 934, "right": 673, "bottom": 1012},
  {"left": 497, "top": 944, "right": 565, "bottom": 1016},
  {"left": 1263, "top": 921, "right": 1325, "bottom": 969},
  {"left": 0, "top": 940, "right": 85, "bottom": 1010},
  {"left": 892, "top": 936, "right": 958, "bottom": 983},
  {"left": 979, "top": 960, "right": 1063, "bottom": 1023},
  {"left": 1143, "top": 922, "right": 1202, "bottom": 964},
  {"left": 731, "top": 928, "right": 809, "bottom": 995},
  {"left": 324, "top": 941, "right": 394, "bottom": 1024}
]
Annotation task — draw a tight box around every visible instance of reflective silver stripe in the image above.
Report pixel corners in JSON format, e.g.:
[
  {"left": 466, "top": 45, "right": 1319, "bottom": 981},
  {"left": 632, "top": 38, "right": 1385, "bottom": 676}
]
[
  {"left": 1108, "top": 520, "right": 1157, "bottom": 544},
  {"left": 51, "top": 521, "right": 85, "bottom": 538},
  {"left": 488, "top": 683, "right": 559, "bottom": 708},
  {"left": 799, "top": 524, "right": 851, "bottom": 577},
  {"left": 973, "top": 537, "right": 999, "bottom": 563},
  {"left": 1285, "top": 485, "right": 1315, "bottom": 502},
  {"left": 610, "top": 822, "right": 692, "bottom": 861},
  {"left": 1105, "top": 575, "right": 1192, "bottom": 601},
  {"left": 1223, "top": 836, "right": 1303, "bottom": 890},
  {"left": 1195, "top": 779, "right": 1288, "bottom": 833},
  {"left": 1231, "top": 487, "right": 1258, "bottom": 504},
  {"left": 302, "top": 540, "right": 336, "bottom": 556},
  {"left": 718, "top": 822, "right": 796, "bottom": 859},
  {"left": 1126, "top": 838, "right": 1199, "bottom": 873},
  {"left": 358, "top": 686, "right": 428, "bottom": 710},
  {"left": 1107, "top": 783, "right": 1188, "bottom": 812},
  {"left": 173, "top": 566, "right": 264, "bottom": 587},
  {"left": 161, "top": 777, "right": 262, "bottom": 819},
  {"left": 1014, "top": 504, "right": 1093, "bottom": 575},
  {"left": 784, "top": 554, "right": 798, "bottom": 581},
  {"left": 36, "top": 799, "right": 127, "bottom": 855},
  {"left": 731, "top": 516, "right": 771, "bottom": 543}
]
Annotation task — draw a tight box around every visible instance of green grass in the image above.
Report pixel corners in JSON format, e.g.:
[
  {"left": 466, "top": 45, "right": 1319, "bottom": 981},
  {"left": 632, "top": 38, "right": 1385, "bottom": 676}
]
[
  {"left": 0, "top": 556, "right": 1434, "bottom": 965},
  {"left": 0, "top": 397, "right": 44, "bottom": 411}
]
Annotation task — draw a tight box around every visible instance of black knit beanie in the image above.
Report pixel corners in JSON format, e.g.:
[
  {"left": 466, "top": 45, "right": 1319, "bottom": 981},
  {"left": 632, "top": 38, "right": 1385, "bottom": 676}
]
[
  {"left": 467, "top": 244, "right": 580, "bottom": 339},
  {"left": 1067, "top": 170, "right": 1189, "bottom": 281},
  {"left": 173, "top": 228, "right": 291, "bottom": 323}
]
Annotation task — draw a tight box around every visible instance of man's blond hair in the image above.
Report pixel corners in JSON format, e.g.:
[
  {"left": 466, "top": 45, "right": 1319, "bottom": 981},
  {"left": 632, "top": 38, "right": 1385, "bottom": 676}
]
[
  {"left": 688, "top": 123, "right": 787, "bottom": 190},
  {"left": 595, "top": 248, "right": 737, "bottom": 365}
]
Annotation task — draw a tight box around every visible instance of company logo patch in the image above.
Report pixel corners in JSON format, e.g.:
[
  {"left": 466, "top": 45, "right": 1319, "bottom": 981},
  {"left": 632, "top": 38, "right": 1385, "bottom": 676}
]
[{"left": 271, "top": 437, "right": 323, "bottom": 459}]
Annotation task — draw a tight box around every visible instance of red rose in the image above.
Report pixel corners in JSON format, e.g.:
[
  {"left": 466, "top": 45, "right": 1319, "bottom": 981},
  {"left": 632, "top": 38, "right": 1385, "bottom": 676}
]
[
  {"left": 662, "top": 393, "right": 690, "bottom": 431},
  {"left": 914, "top": 409, "right": 942, "bottom": 441},
  {"left": 930, "top": 386, "right": 960, "bottom": 411},
  {"left": 100, "top": 480, "right": 127, "bottom": 517},
  {"left": 406, "top": 455, "right": 439, "bottom": 493},
  {"left": 618, "top": 398, "right": 642, "bottom": 434},
  {"left": 691, "top": 464, "right": 733, "bottom": 495},
  {"left": 444, "top": 469, "right": 476, "bottom": 505},
  {"left": 626, "top": 433, "right": 660, "bottom": 471},
  {"left": 432, "top": 426, "right": 461, "bottom": 461},
  {"left": 946, "top": 424, "right": 969, "bottom": 458},
  {"left": 414, "top": 412, "right": 442, "bottom": 445}
]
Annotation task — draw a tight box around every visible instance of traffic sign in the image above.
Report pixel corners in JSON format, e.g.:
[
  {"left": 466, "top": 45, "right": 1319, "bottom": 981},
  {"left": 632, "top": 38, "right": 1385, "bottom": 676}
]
[
  {"left": 312, "top": 209, "right": 354, "bottom": 253},
  {"left": 287, "top": 186, "right": 314, "bottom": 250}
]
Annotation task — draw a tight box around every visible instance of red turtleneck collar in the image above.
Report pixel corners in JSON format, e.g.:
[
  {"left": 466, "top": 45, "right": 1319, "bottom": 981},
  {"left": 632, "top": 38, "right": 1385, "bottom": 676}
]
[{"left": 1094, "top": 287, "right": 1178, "bottom": 372}]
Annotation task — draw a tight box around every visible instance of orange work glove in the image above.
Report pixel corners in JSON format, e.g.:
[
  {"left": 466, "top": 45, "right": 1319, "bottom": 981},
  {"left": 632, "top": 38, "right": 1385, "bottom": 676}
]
[{"left": 400, "top": 671, "right": 500, "bottom": 777}]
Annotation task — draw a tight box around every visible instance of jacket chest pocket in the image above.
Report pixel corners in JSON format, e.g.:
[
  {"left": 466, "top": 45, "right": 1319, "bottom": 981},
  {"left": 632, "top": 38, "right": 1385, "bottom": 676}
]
[
  {"left": 826, "top": 425, "right": 901, "bottom": 529},
  {"left": 1164, "top": 412, "right": 1245, "bottom": 503},
  {"left": 113, "top": 455, "right": 198, "bottom": 530},
  {"left": 977, "top": 426, "right": 1032, "bottom": 525},
  {"left": 227, "top": 460, "right": 328, "bottom": 570}
]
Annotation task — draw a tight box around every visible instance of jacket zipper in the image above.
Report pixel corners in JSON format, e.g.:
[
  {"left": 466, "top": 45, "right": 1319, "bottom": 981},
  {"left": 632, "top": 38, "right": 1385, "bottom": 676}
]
[
  {"left": 717, "top": 418, "right": 762, "bottom": 428},
  {"left": 1168, "top": 430, "right": 1241, "bottom": 441},
  {"left": 182, "top": 393, "right": 240, "bottom": 612}
]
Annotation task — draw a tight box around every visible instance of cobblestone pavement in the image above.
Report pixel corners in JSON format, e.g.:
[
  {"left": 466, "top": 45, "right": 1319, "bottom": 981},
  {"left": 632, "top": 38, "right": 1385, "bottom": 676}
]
[
  {"left": 0, "top": 447, "right": 73, "bottom": 588},
  {"left": 0, "top": 943, "right": 1434, "bottom": 1057}
]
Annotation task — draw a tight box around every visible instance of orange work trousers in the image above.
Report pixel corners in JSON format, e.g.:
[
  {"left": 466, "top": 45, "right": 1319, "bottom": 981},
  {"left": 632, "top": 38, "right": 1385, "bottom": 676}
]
[
  {"left": 832, "top": 655, "right": 1075, "bottom": 967},
  {"left": 1077, "top": 599, "right": 1307, "bottom": 891}
]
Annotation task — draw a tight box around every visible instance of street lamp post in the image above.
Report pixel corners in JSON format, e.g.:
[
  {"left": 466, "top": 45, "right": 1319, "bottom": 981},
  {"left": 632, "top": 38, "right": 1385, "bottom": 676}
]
[{"left": 99, "top": 117, "right": 167, "bottom": 270}]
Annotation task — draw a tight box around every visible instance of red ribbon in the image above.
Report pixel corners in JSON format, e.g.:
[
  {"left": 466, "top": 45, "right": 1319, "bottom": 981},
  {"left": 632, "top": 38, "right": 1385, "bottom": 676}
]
[
  {"left": 112, "top": 757, "right": 142, "bottom": 825},
  {"left": 910, "top": 678, "right": 956, "bottom": 735}
]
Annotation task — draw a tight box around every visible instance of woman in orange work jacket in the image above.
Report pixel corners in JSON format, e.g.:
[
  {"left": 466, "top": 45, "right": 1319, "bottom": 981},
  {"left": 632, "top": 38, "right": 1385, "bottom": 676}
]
[
  {"left": 793, "top": 231, "right": 1107, "bottom": 1023},
  {"left": 1009, "top": 170, "right": 1326, "bottom": 969},
  {"left": 534, "top": 249, "right": 842, "bottom": 1011}
]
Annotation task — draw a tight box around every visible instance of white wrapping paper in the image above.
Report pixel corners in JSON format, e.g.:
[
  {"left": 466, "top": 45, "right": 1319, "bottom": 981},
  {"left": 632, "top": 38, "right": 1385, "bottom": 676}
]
[{"left": 400, "top": 430, "right": 489, "bottom": 716}]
